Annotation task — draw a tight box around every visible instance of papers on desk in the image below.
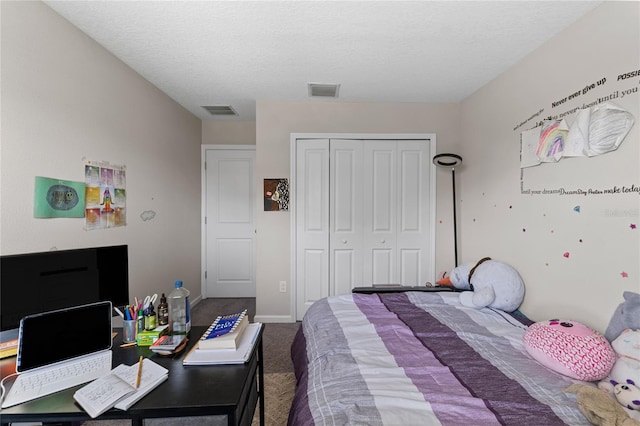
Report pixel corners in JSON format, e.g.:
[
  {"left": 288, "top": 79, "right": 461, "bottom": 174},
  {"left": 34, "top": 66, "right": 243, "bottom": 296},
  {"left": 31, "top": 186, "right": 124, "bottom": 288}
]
[
  {"left": 183, "top": 322, "right": 261, "bottom": 366},
  {"left": 73, "top": 359, "right": 168, "bottom": 418}
]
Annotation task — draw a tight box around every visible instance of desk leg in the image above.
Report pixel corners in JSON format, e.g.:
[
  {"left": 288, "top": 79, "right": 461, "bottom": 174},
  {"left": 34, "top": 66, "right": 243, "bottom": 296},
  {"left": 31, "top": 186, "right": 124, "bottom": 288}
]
[{"left": 258, "top": 335, "right": 264, "bottom": 426}]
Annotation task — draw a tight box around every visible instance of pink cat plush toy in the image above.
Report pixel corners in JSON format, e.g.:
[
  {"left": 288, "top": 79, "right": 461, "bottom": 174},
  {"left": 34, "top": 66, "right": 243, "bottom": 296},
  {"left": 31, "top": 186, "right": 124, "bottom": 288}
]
[{"left": 523, "top": 319, "right": 615, "bottom": 382}]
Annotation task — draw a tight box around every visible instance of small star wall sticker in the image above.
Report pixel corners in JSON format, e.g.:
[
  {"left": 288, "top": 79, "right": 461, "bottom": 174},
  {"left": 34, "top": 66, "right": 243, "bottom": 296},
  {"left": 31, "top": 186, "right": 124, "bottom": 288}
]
[
  {"left": 631, "top": 223, "right": 637, "bottom": 230},
  {"left": 621, "top": 271, "right": 628, "bottom": 278}
]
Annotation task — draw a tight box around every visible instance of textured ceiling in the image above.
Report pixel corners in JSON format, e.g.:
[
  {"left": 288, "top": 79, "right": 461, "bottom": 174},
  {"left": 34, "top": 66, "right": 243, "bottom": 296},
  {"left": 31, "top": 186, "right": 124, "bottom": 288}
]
[{"left": 44, "top": 1, "right": 602, "bottom": 121}]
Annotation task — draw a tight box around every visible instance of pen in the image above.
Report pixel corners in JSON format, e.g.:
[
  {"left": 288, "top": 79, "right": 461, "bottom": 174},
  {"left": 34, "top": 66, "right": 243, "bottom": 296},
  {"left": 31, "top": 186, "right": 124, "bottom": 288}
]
[
  {"left": 114, "top": 306, "right": 125, "bottom": 319},
  {"left": 136, "top": 356, "right": 143, "bottom": 388}
]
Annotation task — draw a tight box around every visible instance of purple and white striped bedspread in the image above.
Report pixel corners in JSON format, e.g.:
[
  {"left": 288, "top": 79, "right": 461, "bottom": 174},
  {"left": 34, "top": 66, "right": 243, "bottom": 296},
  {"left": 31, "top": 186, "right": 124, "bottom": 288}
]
[{"left": 289, "top": 292, "right": 591, "bottom": 425}]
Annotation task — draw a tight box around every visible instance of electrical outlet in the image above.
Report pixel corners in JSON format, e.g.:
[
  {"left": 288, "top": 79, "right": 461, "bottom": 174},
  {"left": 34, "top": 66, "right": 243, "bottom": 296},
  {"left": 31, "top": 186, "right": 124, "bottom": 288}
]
[{"left": 279, "top": 281, "right": 287, "bottom": 292}]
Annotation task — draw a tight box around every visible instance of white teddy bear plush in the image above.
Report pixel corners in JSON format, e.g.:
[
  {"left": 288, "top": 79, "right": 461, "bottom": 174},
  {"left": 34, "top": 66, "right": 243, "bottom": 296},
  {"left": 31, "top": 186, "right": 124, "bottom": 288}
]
[
  {"left": 448, "top": 258, "right": 525, "bottom": 312},
  {"left": 599, "top": 329, "right": 640, "bottom": 405}
]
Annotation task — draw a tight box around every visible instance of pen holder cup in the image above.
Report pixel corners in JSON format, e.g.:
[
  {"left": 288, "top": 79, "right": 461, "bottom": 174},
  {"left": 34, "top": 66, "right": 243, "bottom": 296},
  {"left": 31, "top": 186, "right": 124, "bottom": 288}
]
[{"left": 123, "top": 319, "right": 137, "bottom": 343}]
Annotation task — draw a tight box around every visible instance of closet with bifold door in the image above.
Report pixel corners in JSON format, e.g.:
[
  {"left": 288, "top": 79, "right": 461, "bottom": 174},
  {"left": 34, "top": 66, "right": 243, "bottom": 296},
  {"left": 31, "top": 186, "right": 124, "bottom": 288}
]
[{"left": 293, "top": 135, "right": 436, "bottom": 320}]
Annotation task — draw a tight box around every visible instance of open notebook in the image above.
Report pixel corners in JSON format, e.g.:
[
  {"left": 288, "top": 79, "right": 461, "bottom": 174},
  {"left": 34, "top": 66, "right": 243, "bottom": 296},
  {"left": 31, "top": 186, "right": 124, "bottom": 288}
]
[{"left": 1, "top": 301, "right": 113, "bottom": 408}]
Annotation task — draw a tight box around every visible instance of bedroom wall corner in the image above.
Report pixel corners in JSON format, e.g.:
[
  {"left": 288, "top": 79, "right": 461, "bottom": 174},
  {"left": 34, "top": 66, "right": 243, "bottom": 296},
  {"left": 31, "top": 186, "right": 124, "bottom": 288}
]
[{"left": 459, "top": 1, "right": 640, "bottom": 332}]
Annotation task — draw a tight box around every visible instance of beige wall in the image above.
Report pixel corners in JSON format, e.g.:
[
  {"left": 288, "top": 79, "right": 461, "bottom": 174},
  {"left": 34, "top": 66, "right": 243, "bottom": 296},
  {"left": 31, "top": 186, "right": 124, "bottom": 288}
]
[
  {"left": 254, "top": 100, "right": 461, "bottom": 320},
  {"left": 0, "top": 2, "right": 202, "bottom": 304},
  {"left": 202, "top": 121, "right": 256, "bottom": 145},
  {"left": 460, "top": 1, "right": 640, "bottom": 332}
]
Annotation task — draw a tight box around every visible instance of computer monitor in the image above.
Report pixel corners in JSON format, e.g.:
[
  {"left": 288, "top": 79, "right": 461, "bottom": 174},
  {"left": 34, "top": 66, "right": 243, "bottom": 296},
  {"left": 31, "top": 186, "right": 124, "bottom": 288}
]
[{"left": 0, "top": 245, "right": 129, "bottom": 342}]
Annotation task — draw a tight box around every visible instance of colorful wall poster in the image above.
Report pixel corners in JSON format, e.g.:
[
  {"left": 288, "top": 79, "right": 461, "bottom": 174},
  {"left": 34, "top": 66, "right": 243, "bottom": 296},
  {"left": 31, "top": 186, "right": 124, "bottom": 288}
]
[
  {"left": 84, "top": 160, "right": 126, "bottom": 230},
  {"left": 34, "top": 176, "right": 86, "bottom": 218}
]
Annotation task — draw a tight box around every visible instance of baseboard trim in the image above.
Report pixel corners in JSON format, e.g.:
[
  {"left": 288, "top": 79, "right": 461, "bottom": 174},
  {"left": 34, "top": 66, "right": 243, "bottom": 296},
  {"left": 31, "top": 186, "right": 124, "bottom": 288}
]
[
  {"left": 190, "top": 294, "right": 203, "bottom": 307},
  {"left": 254, "top": 314, "right": 295, "bottom": 323}
]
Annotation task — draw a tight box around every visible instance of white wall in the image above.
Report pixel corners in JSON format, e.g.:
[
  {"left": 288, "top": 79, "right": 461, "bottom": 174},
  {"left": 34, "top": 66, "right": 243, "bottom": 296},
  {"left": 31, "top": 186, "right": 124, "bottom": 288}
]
[
  {"left": 460, "top": 1, "right": 640, "bottom": 332},
  {"left": 0, "top": 2, "right": 202, "bottom": 304},
  {"left": 254, "top": 100, "right": 461, "bottom": 321}
]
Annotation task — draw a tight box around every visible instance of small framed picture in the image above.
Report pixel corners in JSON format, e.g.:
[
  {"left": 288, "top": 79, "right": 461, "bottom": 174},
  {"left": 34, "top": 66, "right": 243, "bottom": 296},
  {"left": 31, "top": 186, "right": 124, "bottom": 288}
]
[{"left": 264, "top": 179, "right": 289, "bottom": 211}]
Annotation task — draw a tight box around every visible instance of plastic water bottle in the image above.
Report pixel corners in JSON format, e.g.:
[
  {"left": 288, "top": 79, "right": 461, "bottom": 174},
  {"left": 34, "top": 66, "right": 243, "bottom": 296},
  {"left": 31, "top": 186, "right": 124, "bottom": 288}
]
[{"left": 168, "top": 280, "right": 191, "bottom": 335}]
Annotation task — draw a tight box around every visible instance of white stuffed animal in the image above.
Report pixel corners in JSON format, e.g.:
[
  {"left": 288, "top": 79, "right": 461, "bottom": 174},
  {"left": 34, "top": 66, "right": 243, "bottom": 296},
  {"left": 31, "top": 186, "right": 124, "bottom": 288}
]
[
  {"left": 613, "top": 380, "right": 640, "bottom": 411},
  {"left": 449, "top": 257, "right": 525, "bottom": 312},
  {"left": 599, "top": 329, "right": 640, "bottom": 406}
]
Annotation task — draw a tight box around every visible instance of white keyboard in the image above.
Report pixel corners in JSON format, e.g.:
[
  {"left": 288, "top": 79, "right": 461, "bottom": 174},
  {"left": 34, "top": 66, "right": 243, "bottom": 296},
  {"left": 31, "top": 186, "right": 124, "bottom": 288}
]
[{"left": 1, "top": 350, "right": 112, "bottom": 408}]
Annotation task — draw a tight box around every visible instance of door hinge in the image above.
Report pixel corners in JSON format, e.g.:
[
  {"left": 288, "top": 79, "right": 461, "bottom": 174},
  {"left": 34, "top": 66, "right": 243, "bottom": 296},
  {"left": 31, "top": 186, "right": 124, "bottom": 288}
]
[
  {"left": 204, "top": 217, "right": 207, "bottom": 225},
  {"left": 204, "top": 271, "right": 207, "bottom": 279}
]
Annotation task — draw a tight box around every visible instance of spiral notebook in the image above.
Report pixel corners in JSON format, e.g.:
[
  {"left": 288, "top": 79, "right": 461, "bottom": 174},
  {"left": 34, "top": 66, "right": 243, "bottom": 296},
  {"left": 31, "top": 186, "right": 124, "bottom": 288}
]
[{"left": 198, "top": 309, "right": 249, "bottom": 350}]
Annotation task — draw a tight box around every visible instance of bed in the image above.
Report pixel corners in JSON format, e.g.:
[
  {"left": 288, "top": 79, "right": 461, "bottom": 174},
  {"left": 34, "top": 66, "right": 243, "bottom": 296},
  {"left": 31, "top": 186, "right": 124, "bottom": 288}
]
[{"left": 288, "top": 291, "right": 592, "bottom": 425}]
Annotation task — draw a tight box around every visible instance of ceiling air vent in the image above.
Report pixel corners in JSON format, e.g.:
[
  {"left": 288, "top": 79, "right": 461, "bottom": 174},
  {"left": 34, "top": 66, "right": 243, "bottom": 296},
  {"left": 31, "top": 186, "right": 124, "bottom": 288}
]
[
  {"left": 308, "top": 83, "right": 340, "bottom": 98},
  {"left": 202, "top": 105, "right": 237, "bottom": 116}
]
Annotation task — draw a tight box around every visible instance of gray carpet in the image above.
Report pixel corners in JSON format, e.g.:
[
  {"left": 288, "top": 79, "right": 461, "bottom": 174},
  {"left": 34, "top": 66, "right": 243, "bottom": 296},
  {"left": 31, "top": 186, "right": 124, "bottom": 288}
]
[{"left": 80, "top": 298, "right": 299, "bottom": 426}]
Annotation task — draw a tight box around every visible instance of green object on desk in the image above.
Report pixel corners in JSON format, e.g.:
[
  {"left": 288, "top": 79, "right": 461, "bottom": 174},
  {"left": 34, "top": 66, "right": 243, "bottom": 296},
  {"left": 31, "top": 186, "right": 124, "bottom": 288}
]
[{"left": 136, "top": 325, "right": 168, "bottom": 346}]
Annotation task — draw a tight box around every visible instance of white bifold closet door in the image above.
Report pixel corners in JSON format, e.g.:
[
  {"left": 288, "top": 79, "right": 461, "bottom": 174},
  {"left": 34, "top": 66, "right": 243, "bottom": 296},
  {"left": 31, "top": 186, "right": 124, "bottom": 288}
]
[{"left": 296, "top": 138, "right": 432, "bottom": 320}]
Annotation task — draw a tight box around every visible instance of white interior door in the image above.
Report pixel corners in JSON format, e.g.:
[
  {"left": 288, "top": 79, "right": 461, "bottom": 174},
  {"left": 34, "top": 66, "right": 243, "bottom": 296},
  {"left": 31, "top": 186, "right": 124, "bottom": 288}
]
[{"left": 204, "top": 147, "right": 256, "bottom": 298}]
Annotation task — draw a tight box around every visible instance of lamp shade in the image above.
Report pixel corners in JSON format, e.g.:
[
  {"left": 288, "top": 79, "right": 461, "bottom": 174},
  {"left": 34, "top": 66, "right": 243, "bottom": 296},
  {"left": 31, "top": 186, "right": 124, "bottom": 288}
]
[{"left": 433, "top": 153, "right": 462, "bottom": 168}]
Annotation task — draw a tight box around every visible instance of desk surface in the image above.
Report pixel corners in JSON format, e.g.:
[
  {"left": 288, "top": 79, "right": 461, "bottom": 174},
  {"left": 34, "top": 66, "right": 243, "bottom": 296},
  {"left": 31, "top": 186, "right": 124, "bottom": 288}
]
[{"left": 0, "top": 325, "right": 264, "bottom": 425}]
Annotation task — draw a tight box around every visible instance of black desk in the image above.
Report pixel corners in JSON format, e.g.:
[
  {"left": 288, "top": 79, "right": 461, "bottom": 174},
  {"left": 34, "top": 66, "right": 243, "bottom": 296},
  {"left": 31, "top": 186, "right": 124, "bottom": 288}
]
[{"left": 0, "top": 325, "right": 264, "bottom": 426}]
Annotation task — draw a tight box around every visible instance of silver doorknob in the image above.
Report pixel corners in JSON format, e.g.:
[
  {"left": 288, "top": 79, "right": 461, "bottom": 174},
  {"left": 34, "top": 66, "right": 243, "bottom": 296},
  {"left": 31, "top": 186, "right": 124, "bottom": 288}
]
[
  {"left": 381, "top": 239, "right": 386, "bottom": 243},
  {"left": 342, "top": 239, "right": 347, "bottom": 244}
]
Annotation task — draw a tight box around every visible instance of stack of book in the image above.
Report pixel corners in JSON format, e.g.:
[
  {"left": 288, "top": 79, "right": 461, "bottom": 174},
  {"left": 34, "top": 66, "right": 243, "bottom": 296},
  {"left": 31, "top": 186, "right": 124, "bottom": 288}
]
[
  {"left": 199, "top": 309, "right": 249, "bottom": 350},
  {"left": 183, "top": 309, "right": 261, "bottom": 365},
  {"left": 150, "top": 334, "right": 188, "bottom": 355}
]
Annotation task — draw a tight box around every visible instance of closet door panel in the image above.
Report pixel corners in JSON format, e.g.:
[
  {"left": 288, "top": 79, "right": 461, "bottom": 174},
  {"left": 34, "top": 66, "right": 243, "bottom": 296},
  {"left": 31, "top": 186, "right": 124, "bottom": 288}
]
[
  {"left": 363, "top": 141, "right": 396, "bottom": 285},
  {"left": 330, "top": 139, "right": 363, "bottom": 293},
  {"left": 397, "top": 141, "right": 430, "bottom": 286},
  {"left": 333, "top": 249, "right": 356, "bottom": 295},
  {"left": 371, "top": 149, "right": 394, "bottom": 233},
  {"left": 296, "top": 139, "right": 330, "bottom": 319},
  {"left": 400, "top": 248, "right": 421, "bottom": 286},
  {"left": 303, "top": 249, "right": 326, "bottom": 302},
  {"left": 372, "top": 249, "right": 393, "bottom": 284}
]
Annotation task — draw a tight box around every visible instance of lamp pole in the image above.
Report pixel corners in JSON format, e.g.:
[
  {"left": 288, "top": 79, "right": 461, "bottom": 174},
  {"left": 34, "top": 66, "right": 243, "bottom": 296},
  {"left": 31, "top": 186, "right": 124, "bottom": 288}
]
[{"left": 433, "top": 153, "right": 463, "bottom": 267}]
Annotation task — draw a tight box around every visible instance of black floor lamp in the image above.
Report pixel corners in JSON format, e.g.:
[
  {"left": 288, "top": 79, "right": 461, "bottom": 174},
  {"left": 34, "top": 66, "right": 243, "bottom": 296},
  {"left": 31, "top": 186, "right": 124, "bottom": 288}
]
[{"left": 433, "top": 153, "right": 463, "bottom": 267}]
